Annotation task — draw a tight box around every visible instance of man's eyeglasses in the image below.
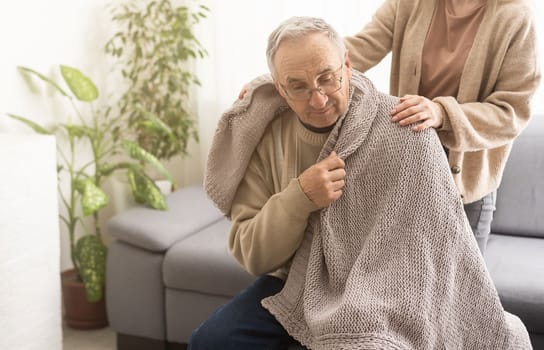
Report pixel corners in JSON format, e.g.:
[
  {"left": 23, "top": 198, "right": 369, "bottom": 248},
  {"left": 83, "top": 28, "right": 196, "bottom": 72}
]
[{"left": 280, "top": 64, "right": 344, "bottom": 101}]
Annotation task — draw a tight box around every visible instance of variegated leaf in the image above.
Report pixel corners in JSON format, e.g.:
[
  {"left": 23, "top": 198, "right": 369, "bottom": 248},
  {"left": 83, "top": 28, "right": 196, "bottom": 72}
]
[
  {"left": 75, "top": 235, "right": 107, "bottom": 302},
  {"left": 127, "top": 167, "right": 167, "bottom": 210},
  {"left": 77, "top": 178, "right": 109, "bottom": 216},
  {"left": 60, "top": 65, "right": 99, "bottom": 102},
  {"left": 123, "top": 141, "right": 174, "bottom": 184}
]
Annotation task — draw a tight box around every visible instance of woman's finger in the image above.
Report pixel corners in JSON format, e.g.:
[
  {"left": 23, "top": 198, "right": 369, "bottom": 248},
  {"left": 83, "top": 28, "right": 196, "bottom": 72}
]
[
  {"left": 412, "top": 119, "right": 434, "bottom": 132},
  {"left": 391, "top": 96, "right": 421, "bottom": 117},
  {"left": 392, "top": 104, "right": 425, "bottom": 122},
  {"left": 398, "top": 112, "right": 427, "bottom": 126}
]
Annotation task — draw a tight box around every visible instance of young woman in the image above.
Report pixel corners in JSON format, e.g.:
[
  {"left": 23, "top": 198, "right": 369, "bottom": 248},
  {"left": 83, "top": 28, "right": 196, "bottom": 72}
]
[{"left": 345, "top": 0, "right": 541, "bottom": 254}]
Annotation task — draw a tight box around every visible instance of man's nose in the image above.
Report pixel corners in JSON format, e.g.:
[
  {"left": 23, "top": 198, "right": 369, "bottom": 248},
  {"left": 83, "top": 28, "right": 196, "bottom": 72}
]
[{"left": 308, "top": 89, "right": 328, "bottom": 108}]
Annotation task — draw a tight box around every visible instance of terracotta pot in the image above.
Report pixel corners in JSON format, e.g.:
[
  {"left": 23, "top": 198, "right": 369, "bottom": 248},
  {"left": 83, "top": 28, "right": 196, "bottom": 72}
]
[{"left": 61, "top": 269, "right": 108, "bottom": 329}]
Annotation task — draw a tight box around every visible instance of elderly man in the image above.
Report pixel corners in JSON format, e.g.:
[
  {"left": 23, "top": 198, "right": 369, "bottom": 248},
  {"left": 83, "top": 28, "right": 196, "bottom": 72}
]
[{"left": 190, "top": 17, "right": 530, "bottom": 350}]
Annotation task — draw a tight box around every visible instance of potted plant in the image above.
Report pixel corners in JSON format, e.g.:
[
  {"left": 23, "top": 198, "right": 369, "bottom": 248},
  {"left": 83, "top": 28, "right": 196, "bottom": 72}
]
[
  {"left": 105, "top": 0, "right": 209, "bottom": 180},
  {"left": 5, "top": 65, "right": 172, "bottom": 329}
]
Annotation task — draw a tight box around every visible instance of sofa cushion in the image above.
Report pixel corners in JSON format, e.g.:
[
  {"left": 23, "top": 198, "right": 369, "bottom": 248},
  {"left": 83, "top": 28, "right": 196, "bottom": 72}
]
[
  {"left": 163, "top": 218, "right": 256, "bottom": 297},
  {"left": 108, "top": 185, "right": 224, "bottom": 252},
  {"left": 492, "top": 116, "right": 544, "bottom": 238},
  {"left": 485, "top": 233, "right": 544, "bottom": 333}
]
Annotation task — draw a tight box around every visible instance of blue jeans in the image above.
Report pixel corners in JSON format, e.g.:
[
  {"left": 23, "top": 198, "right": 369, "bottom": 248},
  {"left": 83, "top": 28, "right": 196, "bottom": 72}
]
[
  {"left": 463, "top": 191, "right": 496, "bottom": 256},
  {"left": 188, "top": 275, "right": 304, "bottom": 350}
]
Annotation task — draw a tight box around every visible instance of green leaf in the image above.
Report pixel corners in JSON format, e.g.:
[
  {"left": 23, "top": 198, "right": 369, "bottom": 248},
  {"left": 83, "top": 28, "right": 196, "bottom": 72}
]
[
  {"left": 126, "top": 167, "right": 146, "bottom": 204},
  {"left": 75, "top": 178, "right": 109, "bottom": 216},
  {"left": 105, "top": 0, "right": 204, "bottom": 160},
  {"left": 60, "top": 65, "right": 99, "bottom": 102},
  {"left": 4, "top": 113, "right": 51, "bottom": 134},
  {"left": 75, "top": 235, "right": 107, "bottom": 302},
  {"left": 122, "top": 140, "right": 173, "bottom": 184},
  {"left": 60, "top": 124, "right": 94, "bottom": 139},
  {"left": 127, "top": 167, "right": 167, "bottom": 210},
  {"left": 17, "top": 66, "right": 71, "bottom": 98},
  {"left": 136, "top": 107, "right": 177, "bottom": 143},
  {"left": 97, "top": 163, "right": 117, "bottom": 177}
]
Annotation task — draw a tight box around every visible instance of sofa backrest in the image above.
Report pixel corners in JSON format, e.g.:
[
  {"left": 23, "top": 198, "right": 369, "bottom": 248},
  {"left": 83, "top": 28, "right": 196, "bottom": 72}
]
[{"left": 491, "top": 115, "right": 544, "bottom": 238}]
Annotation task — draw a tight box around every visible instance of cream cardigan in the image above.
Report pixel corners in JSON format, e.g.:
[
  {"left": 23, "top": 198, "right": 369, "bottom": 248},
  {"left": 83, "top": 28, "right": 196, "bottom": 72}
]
[{"left": 345, "top": 0, "right": 541, "bottom": 203}]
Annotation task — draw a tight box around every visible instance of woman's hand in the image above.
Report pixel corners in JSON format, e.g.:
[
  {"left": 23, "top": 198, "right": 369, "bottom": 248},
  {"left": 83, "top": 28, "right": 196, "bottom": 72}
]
[
  {"left": 238, "top": 85, "right": 248, "bottom": 99},
  {"left": 390, "top": 94, "right": 444, "bottom": 132}
]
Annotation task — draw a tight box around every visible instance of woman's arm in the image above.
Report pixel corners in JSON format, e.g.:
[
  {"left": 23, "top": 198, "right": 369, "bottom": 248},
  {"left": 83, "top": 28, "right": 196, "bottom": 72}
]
[
  {"left": 344, "top": 0, "right": 398, "bottom": 73},
  {"left": 435, "top": 12, "right": 541, "bottom": 152}
]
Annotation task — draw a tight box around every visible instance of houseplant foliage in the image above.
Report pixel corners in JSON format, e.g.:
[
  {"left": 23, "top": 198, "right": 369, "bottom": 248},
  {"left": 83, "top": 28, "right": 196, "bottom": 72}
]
[
  {"left": 105, "top": 0, "right": 209, "bottom": 161},
  {"left": 6, "top": 65, "right": 173, "bottom": 303}
]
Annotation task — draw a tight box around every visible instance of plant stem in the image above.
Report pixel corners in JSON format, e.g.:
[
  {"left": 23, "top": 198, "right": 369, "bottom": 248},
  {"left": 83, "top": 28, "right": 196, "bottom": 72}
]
[{"left": 67, "top": 133, "right": 80, "bottom": 275}]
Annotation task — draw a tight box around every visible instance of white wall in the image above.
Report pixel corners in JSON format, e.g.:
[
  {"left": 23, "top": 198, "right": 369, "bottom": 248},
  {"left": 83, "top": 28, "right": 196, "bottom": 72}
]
[
  {"left": 0, "top": 135, "right": 61, "bottom": 350},
  {"left": 0, "top": 0, "right": 116, "bottom": 272},
  {"left": 0, "top": 0, "right": 113, "bottom": 130},
  {"left": 0, "top": 0, "right": 203, "bottom": 271}
]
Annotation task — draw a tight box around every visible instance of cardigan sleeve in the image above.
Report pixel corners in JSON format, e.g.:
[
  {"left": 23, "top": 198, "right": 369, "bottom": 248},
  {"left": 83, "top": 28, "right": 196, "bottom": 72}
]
[
  {"left": 228, "top": 149, "right": 318, "bottom": 276},
  {"left": 435, "top": 8, "right": 541, "bottom": 152},
  {"left": 344, "top": 0, "right": 398, "bottom": 73}
]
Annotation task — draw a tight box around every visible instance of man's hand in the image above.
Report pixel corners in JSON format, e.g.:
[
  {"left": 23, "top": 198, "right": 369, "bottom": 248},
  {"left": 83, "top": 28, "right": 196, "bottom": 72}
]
[
  {"left": 299, "top": 151, "right": 346, "bottom": 208},
  {"left": 390, "top": 95, "right": 444, "bottom": 131}
]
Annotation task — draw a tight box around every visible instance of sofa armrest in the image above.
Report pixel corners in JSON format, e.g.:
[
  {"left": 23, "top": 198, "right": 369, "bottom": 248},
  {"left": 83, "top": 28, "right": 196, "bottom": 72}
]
[{"left": 107, "top": 185, "right": 224, "bottom": 252}]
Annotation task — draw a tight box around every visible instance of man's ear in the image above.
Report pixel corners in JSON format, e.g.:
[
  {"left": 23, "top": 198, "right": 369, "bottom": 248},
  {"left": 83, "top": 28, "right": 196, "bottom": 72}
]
[
  {"left": 344, "top": 51, "right": 352, "bottom": 79},
  {"left": 274, "top": 79, "right": 288, "bottom": 99},
  {"left": 344, "top": 50, "right": 351, "bottom": 68}
]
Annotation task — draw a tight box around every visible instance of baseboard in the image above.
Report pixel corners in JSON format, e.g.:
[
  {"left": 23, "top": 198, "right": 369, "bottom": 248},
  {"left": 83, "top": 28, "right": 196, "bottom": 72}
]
[{"left": 117, "top": 333, "right": 187, "bottom": 350}]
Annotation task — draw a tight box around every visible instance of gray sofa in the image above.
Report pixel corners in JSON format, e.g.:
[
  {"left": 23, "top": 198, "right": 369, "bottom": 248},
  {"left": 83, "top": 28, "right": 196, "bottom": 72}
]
[{"left": 106, "top": 116, "right": 544, "bottom": 350}]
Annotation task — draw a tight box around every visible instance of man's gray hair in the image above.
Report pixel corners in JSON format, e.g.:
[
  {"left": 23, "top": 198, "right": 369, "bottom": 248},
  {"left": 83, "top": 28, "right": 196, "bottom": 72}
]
[{"left": 266, "top": 16, "right": 346, "bottom": 77}]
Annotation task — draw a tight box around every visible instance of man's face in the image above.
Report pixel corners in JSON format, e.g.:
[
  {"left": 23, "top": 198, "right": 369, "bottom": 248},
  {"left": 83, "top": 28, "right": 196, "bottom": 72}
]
[{"left": 273, "top": 33, "right": 352, "bottom": 129}]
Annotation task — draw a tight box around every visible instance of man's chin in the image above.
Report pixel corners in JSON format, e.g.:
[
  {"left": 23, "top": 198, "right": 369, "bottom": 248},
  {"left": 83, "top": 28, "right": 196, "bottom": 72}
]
[
  {"left": 313, "top": 115, "right": 339, "bottom": 127},
  {"left": 305, "top": 118, "right": 339, "bottom": 131}
]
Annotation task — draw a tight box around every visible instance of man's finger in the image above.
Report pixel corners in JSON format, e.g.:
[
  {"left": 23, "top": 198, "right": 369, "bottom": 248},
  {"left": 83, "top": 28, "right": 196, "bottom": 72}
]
[
  {"left": 328, "top": 168, "right": 346, "bottom": 181},
  {"left": 323, "top": 153, "right": 345, "bottom": 169},
  {"left": 330, "top": 179, "right": 345, "bottom": 191}
]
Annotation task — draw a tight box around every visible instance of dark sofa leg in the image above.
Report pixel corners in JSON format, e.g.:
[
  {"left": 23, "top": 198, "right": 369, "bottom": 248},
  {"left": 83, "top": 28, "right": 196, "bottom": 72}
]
[
  {"left": 117, "top": 333, "right": 166, "bottom": 350},
  {"left": 167, "top": 342, "right": 188, "bottom": 350},
  {"left": 530, "top": 333, "right": 544, "bottom": 350},
  {"left": 117, "top": 333, "right": 187, "bottom": 350}
]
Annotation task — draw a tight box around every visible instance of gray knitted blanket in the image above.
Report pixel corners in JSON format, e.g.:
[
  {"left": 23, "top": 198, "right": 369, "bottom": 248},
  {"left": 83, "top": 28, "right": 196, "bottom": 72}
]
[{"left": 205, "top": 71, "right": 531, "bottom": 349}]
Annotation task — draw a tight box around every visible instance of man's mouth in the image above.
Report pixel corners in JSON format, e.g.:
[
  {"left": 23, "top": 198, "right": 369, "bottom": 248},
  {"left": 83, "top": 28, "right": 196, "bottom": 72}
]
[{"left": 311, "top": 105, "right": 332, "bottom": 115}]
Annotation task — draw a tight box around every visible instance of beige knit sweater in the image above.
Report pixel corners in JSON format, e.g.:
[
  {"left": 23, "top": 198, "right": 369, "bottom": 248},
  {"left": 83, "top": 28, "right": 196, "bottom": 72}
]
[
  {"left": 205, "top": 71, "right": 531, "bottom": 349},
  {"left": 345, "top": 0, "right": 541, "bottom": 204},
  {"left": 227, "top": 109, "right": 328, "bottom": 278}
]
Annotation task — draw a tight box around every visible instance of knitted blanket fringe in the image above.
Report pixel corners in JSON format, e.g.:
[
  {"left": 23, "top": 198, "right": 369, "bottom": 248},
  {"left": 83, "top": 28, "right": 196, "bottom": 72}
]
[{"left": 205, "top": 71, "right": 531, "bottom": 349}]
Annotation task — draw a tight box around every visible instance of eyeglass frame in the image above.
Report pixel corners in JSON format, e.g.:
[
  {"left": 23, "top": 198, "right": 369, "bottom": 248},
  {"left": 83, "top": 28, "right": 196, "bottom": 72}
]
[{"left": 278, "top": 63, "right": 344, "bottom": 101}]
